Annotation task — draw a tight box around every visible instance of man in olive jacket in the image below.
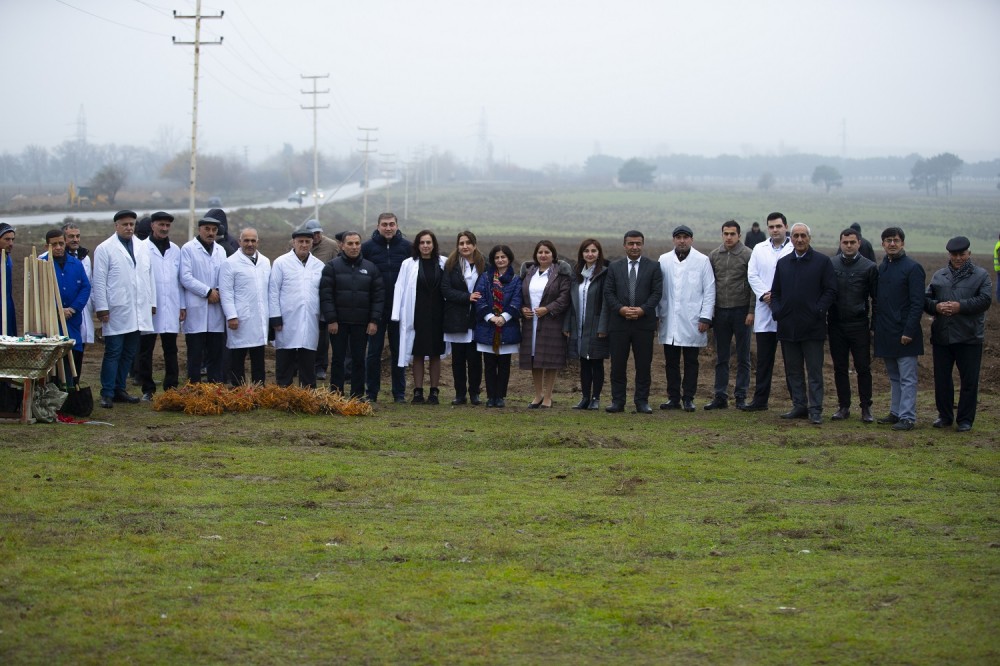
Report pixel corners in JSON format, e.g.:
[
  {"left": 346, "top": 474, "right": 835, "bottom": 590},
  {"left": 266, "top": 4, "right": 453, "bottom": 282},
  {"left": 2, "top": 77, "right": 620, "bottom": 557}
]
[
  {"left": 924, "top": 236, "right": 992, "bottom": 432},
  {"left": 874, "top": 227, "right": 925, "bottom": 431}
]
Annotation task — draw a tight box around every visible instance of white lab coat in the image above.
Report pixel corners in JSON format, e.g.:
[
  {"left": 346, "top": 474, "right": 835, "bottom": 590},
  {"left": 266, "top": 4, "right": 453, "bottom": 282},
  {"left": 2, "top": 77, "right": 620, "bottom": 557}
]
[
  {"left": 180, "top": 238, "right": 226, "bottom": 334},
  {"left": 268, "top": 250, "right": 324, "bottom": 351},
  {"left": 392, "top": 255, "right": 448, "bottom": 367},
  {"left": 747, "top": 237, "right": 793, "bottom": 333},
  {"left": 656, "top": 248, "right": 716, "bottom": 347},
  {"left": 143, "top": 238, "right": 186, "bottom": 334},
  {"left": 75, "top": 252, "right": 95, "bottom": 344},
  {"left": 91, "top": 233, "right": 156, "bottom": 336},
  {"left": 220, "top": 251, "right": 271, "bottom": 349}
]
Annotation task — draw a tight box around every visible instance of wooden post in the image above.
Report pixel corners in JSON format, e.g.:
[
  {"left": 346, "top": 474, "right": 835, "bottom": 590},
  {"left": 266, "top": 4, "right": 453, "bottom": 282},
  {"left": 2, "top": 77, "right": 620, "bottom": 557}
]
[{"left": 23, "top": 256, "right": 32, "bottom": 334}]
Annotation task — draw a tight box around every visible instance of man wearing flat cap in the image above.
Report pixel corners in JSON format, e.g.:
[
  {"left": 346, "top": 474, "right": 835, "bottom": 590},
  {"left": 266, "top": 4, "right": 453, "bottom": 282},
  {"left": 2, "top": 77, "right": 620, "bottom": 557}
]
[
  {"left": 138, "top": 211, "right": 185, "bottom": 400},
  {"left": 269, "top": 229, "right": 325, "bottom": 387},
  {"left": 923, "top": 236, "right": 992, "bottom": 432},
  {"left": 180, "top": 215, "right": 227, "bottom": 384},
  {"left": 0, "top": 222, "right": 15, "bottom": 336},
  {"left": 295, "top": 219, "right": 339, "bottom": 381},
  {"left": 91, "top": 210, "right": 157, "bottom": 408},
  {"left": 656, "top": 225, "right": 715, "bottom": 412}
]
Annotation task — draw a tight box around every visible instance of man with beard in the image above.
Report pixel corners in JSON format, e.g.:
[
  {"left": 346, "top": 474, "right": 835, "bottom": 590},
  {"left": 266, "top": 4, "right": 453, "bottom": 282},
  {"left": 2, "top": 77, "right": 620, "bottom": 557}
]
[
  {"left": 706, "top": 220, "right": 754, "bottom": 411},
  {"left": 924, "top": 236, "right": 992, "bottom": 432}
]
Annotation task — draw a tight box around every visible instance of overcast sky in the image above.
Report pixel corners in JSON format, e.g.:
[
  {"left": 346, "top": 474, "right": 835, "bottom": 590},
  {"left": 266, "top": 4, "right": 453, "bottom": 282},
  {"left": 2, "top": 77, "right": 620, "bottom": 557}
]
[{"left": 3, "top": 0, "right": 999, "bottom": 168}]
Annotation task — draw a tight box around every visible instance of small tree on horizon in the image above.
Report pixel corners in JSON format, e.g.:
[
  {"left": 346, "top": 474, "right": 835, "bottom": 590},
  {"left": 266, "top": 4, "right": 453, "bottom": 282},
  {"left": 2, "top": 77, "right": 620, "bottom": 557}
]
[
  {"left": 90, "top": 164, "right": 127, "bottom": 204},
  {"left": 811, "top": 165, "right": 843, "bottom": 193},
  {"left": 758, "top": 171, "right": 776, "bottom": 191},
  {"left": 617, "top": 158, "right": 656, "bottom": 187}
]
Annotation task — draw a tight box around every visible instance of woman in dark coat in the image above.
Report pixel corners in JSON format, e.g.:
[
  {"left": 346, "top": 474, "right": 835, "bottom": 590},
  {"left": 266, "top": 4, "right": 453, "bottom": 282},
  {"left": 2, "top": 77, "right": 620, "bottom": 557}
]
[
  {"left": 441, "top": 230, "right": 485, "bottom": 405},
  {"left": 474, "top": 245, "right": 522, "bottom": 408},
  {"left": 564, "top": 239, "right": 609, "bottom": 410},
  {"left": 519, "top": 240, "right": 572, "bottom": 408}
]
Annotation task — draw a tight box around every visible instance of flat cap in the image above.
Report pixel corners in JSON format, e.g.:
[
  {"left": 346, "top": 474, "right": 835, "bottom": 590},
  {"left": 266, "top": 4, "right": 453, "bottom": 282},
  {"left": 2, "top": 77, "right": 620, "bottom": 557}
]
[
  {"left": 672, "top": 224, "right": 694, "bottom": 237},
  {"left": 150, "top": 211, "right": 174, "bottom": 222},
  {"left": 291, "top": 228, "right": 313, "bottom": 239},
  {"left": 303, "top": 219, "right": 323, "bottom": 233},
  {"left": 113, "top": 210, "right": 138, "bottom": 222},
  {"left": 197, "top": 216, "right": 221, "bottom": 228},
  {"left": 946, "top": 236, "right": 970, "bottom": 253}
]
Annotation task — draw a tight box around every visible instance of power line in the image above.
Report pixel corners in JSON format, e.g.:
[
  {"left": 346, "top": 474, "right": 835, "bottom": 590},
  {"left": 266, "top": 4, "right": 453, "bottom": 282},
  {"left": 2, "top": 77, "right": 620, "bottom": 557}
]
[{"left": 54, "top": 0, "right": 170, "bottom": 35}]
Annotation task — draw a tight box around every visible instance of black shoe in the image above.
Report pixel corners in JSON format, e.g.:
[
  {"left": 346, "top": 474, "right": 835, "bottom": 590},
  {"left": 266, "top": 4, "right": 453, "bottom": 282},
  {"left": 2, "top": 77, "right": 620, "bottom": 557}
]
[
  {"left": 588, "top": 398, "right": 600, "bottom": 410},
  {"left": 411, "top": 388, "right": 425, "bottom": 404},
  {"left": 831, "top": 407, "right": 850, "bottom": 421},
  {"left": 572, "top": 398, "right": 590, "bottom": 410},
  {"left": 635, "top": 402, "right": 653, "bottom": 414},
  {"left": 704, "top": 398, "right": 728, "bottom": 410},
  {"left": 100, "top": 396, "right": 114, "bottom": 409},
  {"left": 485, "top": 398, "right": 496, "bottom": 408},
  {"left": 495, "top": 398, "right": 505, "bottom": 408},
  {"left": 932, "top": 417, "right": 952, "bottom": 429},
  {"left": 141, "top": 392, "right": 154, "bottom": 402},
  {"left": 739, "top": 401, "right": 768, "bottom": 412},
  {"left": 113, "top": 391, "right": 140, "bottom": 404},
  {"left": 877, "top": 413, "right": 900, "bottom": 425},
  {"left": 956, "top": 422, "right": 972, "bottom": 432},
  {"left": 861, "top": 407, "right": 874, "bottom": 423},
  {"left": 891, "top": 418, "right": 914, "bottom": 431},
  {"left": 605, "top": 402, "right": 625, "bottom": 413},
  {"left": 469, "top": 394, "right": 482, "bottom": 406},
  {"left": 682, "top": 399, "right": 696, "bottom": 412},
  {"left": 809, "top": 414, "right": 823, "bottom": 425},
  {"left": 315, "top": 369, "right": 327, "bottom": 381},
  {"left": 427, "top": 388, "right": 440, "bottom": 405},
  {"left": 393, "top": 396, "right": 407, "bottom": 405},
  {"left": 451, "top": 396, "right": 467, "bottom": 405},
  {"left": 780, "top": 407, "right": 808, "bottom": 419},
  {"left": 735, "top": 398, "right": 747, "bottom": 410},
  {"left": 528, "top": 400, "right": 542, "bottom": 409},
  {"left": 659, "top": 400, "right": 681, "bottom": 410}
]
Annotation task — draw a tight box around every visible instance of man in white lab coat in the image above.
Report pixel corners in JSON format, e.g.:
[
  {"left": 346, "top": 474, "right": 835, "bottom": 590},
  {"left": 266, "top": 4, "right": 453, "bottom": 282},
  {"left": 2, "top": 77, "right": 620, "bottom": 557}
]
[
  {"left": 137, "top": 212, "right": 185, "bottom": 401},
  {"left": 220, "top": 228, "right": 270, "bottom": 386},
  {"left": 656, "top": 225, "right": 716, "bottom": 412},
  {"left": 741, "top": 212, "right": 794, "bottom": 412},
  {"left": 180, "top": 216, "right": 227, "bottom": 384},
  {"left": 268, "top": 229, "right": 324, "bottom": 387},
  {"left": 91, "top": 210, "right": 157, "bottom": 408}
]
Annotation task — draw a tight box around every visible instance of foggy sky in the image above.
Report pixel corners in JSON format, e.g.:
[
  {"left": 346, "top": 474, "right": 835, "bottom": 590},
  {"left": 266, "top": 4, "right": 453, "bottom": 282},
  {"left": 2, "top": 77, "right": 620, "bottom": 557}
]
[{"left": 3, "top": 0, "right": 999, "bottom": 169}]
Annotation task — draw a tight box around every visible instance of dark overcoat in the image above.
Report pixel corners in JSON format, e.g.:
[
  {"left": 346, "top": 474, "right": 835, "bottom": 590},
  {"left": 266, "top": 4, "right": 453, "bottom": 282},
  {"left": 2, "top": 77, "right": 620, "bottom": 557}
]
[
  {"left": 564, "top": 262, "right": 610, "bottom": 360},
  {"left": 518, "top": 261, "right": 572, "bottom": 369},
  {"left": 874, "top": 252, "right": 925, "bottom": 358}
]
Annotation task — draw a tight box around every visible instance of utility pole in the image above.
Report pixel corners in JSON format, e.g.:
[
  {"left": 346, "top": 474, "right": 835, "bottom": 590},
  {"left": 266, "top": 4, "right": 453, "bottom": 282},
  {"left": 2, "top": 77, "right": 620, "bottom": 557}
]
[
  {"left": 379, "top": 152, "right": 396, "bottom": 210},
  {"left": 403, "top": 159, "right": 418, "bottom": 221},
  {"left": 301, "top": 74, "right": 329, "bottom": 222},
  {"left": 357, "top": 127, "right": 378, "bottom": 232},
  {"left": 173, "top": 0, "right": 224, "bottom": 240}
]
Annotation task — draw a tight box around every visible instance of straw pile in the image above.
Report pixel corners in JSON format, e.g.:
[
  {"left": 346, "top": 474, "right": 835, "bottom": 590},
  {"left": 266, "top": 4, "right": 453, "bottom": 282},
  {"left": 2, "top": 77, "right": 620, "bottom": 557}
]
[{"left": 152, "top": 383, "right": 374, "bottom": 417}]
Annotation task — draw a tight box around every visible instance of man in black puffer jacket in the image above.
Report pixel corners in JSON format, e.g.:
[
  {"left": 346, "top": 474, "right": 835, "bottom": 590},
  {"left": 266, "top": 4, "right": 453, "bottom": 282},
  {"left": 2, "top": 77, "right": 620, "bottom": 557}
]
[
  {"left": 320, "top": 232, "right": 384, "bottom": 399},
  {"left": 827, "top": 227, "right": 878, "bottom": 423},
  {"left": 361, "top": 212, "right": 411, "bottom": 402}
]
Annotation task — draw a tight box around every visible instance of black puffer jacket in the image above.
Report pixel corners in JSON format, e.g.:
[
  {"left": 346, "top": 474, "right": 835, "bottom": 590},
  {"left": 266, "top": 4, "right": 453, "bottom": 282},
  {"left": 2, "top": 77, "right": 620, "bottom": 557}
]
[
  {"left": 923, "top": 262, "right": 992, "bottom": 345},
  {"left": 828, "top": 253, "right": 878, "bottom": 328},
  {"left": 319, "top": 252, "right": 385, "bottom": 326},
  {"left": 361, "top": 229, "right": 411, "bottom": 315}
]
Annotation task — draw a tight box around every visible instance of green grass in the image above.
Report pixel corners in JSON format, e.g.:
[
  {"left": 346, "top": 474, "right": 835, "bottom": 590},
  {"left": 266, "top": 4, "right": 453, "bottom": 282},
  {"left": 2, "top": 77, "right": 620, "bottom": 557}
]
[{"left": 2, "top": 403, "right": 998, "bottom": 664}]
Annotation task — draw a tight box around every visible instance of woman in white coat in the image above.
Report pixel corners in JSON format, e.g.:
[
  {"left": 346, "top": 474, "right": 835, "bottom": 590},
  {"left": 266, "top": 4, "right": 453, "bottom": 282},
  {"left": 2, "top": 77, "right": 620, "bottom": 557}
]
[
  {"left": 392, "top": 230, "right": 447, "bottom": 404},
  {"left": 220, "top": 228, "right": 271, "bottom": 385},
  {"left": 268, "top": 230, "right": 325, "bottom": 388}
]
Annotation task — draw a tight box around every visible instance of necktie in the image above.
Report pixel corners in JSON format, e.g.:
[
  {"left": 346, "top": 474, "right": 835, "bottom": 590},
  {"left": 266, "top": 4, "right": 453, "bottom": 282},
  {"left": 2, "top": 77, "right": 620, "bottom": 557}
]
[{"left": 628, "top": 260, "right": 637, "bottom": 306}]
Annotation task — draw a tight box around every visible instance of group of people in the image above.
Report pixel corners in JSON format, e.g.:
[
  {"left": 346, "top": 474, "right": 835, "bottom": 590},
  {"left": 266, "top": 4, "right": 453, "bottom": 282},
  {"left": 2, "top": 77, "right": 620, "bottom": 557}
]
[{"left": 1, "top": 209, "right": 994, "bottom": 432}]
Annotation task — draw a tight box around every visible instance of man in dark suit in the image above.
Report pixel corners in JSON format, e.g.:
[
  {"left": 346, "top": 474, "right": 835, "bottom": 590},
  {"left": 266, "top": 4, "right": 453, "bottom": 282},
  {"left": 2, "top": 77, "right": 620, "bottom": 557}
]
[{"left": 601, "top": 230, "right": 663, "bottom": 414}]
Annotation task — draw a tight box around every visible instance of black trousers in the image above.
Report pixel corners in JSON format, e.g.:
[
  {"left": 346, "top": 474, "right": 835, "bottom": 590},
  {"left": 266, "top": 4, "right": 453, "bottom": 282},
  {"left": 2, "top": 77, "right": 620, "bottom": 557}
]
[
  {"left": 229, "top": 346, "right": 265, "bottom": 386},
  {"left": 750, "top": 331, "right": 780, "bottom": 406},
  {"left": 663, "top": 344, "right": 700, "bottom": 402},
  {"left": 315, "top": 319, "right": 329, "bottom": 373},
  {"left": 330, "top": 324, "right": 369, "bottom": 398},
  {"left": 828, "top": 324, "right": 872, "bottom": 409},
  {"left": 609, "top": 328, "right": 654, "bottom": 405},
  {"left": 275, "top": 348, "right": 316, "bottom": 388},
  {"left": 450, "top": 341, "right": 482, "bottom": 399},
  {"left": 712, "top": 305, "right": 751, "bottom": 401},
  {"left": 781, "top": 339, "right": 825, "bottom": 415},
  {"left": 932, "top": 342, "right": 983, "bottom": 426},
  {"left": 186, "top": 331, "right": 225, "bottom": 384},
  {"left": 138, "top": 333, "right": 179, "bottom": 394},
  {"left": 579, "top": 357, "right": 605, "bottom": 400},
  {"left": 482, "top": 353, "right": 512, "bottom": 400}
]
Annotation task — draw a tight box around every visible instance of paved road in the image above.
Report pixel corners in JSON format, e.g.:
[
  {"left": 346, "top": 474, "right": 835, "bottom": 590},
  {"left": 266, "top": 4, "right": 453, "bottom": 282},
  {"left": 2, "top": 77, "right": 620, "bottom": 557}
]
[{"left": 1, "top": 179, "right": 394, "bottom": 228}]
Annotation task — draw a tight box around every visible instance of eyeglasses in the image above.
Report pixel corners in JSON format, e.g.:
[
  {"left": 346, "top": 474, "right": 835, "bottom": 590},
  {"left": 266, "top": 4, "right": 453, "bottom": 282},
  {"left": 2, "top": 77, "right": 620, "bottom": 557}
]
[{"left": 883, "top": 238, "right": 902, "bottom": 245}]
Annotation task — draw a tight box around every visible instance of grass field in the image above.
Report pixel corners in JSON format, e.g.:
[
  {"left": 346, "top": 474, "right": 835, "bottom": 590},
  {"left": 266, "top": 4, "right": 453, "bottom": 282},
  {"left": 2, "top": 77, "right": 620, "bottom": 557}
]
[{"left": 2, "top": 396, "right": 998, "bottom": 664}]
